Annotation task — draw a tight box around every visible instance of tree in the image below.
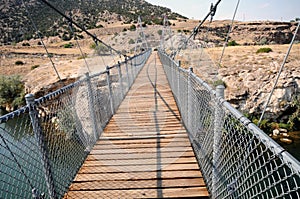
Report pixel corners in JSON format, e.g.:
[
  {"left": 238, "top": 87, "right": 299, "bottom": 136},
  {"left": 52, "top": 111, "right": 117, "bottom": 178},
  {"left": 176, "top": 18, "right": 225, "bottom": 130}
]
[
  {"left": 288, "top": 95, "right": 300, "bottom": 130},
  {"left": 91, "top": 43, "right": 110, "bottom": 55},
  {"left": 129, "top": 24, "right": 136, "bottom": 31},
  {"left": 157, "top": 30, "right": 163, "bottom": 36},
  {"left": 0, "top": 75, "right": 25, "bottom": 111}
]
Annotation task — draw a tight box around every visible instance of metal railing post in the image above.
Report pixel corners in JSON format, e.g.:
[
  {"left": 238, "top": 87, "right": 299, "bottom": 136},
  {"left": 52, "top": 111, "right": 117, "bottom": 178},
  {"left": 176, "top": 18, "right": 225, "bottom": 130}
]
[
  {"left": 125, "top": 57, "right": 130, "bottom": 92},
  {"left": 187, "top": 67, "right": 193, "bottom": 131},
  {"left": 117, "top": 61, "right": 124, "bottom": 97},
  {"left": 106, "top": 66, "right": 115, "bottom": 115},
  {"left": 170, "top": 59, "right": 174, "bottom": 85},
  {"left": 212, "top": 85, "right": 225, "bottom": 198},
  {"left": 134, "top": 56, "right": 137, "bottom": 76},
  {"left": 177, "top": 60, "right": 181, "bottom": 105},
  {"left": 85, "top": 73, "right": 100, "bottom": 142},
  {"left": 130, "top": 59, "right": 134, "bottom": 85},
  {"left": 25, "top": 94, "right": 56, "bottom": 199}
]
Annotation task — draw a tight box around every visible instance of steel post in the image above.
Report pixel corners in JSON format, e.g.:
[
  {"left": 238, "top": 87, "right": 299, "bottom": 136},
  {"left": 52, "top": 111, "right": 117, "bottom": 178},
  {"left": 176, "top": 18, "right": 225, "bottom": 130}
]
[
  {"left": 85, "top": 73, "right": 100, "bottom": 142},
  {"left": 25, "top": 94, "right": 56, "bottom": 199},
  {"left": 106, "top": 66, "right": 115, "bottom": 115},
  {"left": 212, "top": 85, "right": 225, "bottom": 198}
]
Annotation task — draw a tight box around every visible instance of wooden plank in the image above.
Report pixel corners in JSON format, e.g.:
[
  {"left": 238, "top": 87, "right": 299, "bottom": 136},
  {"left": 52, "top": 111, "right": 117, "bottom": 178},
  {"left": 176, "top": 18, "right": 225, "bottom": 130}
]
[
  {"left": 92, "top": 142, "right": 192, "bottom": 149},
  {"left": 69, "top": 178, "right": 206, "bottom": 190},
  {"left": 85, "top": 150, "right": 195, "bottom": 161},
  {"left": 89, "top": 146, "right": 192, "bottom": 155},
  {"left": 74, "top": 170, "right": 203, "bottom": 181},
  {"left": 83, "top": 157, "right": 198, "bottom": 166},
  {"left": 101, "top": 132, "right": 187, "bottom": 138},
  {"left": 64, "top": 187, "right": 209, "bottom": 198},
  {"left": 95, "top": 137, "right": 190, "bottom": 145},
  {"left": 78, "top": 164, "right": 201, "bottom": 174},
  {"left": 65, "top": 52, "right": 208, "bottom": 198},
  {"left": 78, "top": 163, "right": 201, "bottom": 173}
]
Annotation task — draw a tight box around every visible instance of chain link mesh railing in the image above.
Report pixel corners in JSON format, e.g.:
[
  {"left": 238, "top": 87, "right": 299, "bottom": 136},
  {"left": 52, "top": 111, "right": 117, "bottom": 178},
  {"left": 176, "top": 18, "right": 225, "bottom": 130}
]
[
  {"left": 0, "top": 50, "right": 151, "bottom": 199},
  {"left": 158, "top": 50, "right": 300, "bottom": 198}
]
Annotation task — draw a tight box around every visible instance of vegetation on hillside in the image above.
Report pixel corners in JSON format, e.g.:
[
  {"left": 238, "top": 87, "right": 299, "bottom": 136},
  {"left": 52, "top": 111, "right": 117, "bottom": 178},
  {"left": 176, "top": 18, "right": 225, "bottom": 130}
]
[
  {"left": 0, "top": 75, "right": 25, "bottom": 111},
  {"left": 0, "top": 0, "right": 187, "bottom": 44},
  {"left": 256, "top": 47, "right": 273, "bottom": 53}
]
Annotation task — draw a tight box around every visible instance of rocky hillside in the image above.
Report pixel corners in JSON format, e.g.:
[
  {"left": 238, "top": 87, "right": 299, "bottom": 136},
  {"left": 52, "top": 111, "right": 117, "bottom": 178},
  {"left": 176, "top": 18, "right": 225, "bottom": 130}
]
[
  {"left": 170, "top": 20, "right": 300, "bottom": 130},
  {"left": 0, "top": 0, "right": 186, "bottom": 44},
  {"left": 194, "top": 20, "right": 300, "bottom": 46}
]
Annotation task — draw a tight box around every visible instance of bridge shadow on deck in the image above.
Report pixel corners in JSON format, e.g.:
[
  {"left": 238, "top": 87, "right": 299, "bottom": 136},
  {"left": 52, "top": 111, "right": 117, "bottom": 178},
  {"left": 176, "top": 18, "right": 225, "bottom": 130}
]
[{"left": 64, "top": 52, "right": 209, "bottom": 198}]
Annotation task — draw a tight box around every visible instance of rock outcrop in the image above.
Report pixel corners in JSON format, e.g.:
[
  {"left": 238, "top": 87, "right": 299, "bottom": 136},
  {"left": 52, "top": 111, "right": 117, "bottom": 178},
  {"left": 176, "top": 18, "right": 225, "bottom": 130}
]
[
  {"left": 196, "top": 21, "right": 300, "bottom": 46},
  {"left": 220, "top": 63, "right": 299, "bottom": 120}
]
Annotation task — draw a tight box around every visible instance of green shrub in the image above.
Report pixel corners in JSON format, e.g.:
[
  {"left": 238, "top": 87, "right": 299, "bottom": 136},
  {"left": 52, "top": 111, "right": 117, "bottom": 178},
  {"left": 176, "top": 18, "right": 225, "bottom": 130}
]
[
  {"left": 63, "top": 42, "right": 73, "bottom": 48},
  {"left": 91, "top": 43, "right": 109, "bottom": 55},
  {"left": 31, "top": 65, "right": 40, "bottom": 70},
  {"left": 129, "top": 24, "right": 136, "bottom": 31},
  {"left": 15, "top": 61, "right": 24, "bottom": 65},
  {"left": 76, "top": 34, "right": 84, "bottom": 39},
  {"left": 256, "top": 47, "right": 273, "bottom": 53},
  {"left": 288, "top": 95, "right": 300, "bottom": 131},
  {"left": 128, "top": 39, "right": 135, "bottom": 44},
  {"left": 22, "top": 43, "right": 30, "bottom": 46},
  {"left": 227, "top": 40, "right": 239, "bottom": 46},
  {"left": 77, "top": 54, "right": 88, "bottom": 60},
  {"left": 0, "top": 75, "right": 25, "bottom": 110},
  {"left": 213, "top": 79, "right": 227, "bottom": 88},
  {"left": 90, "top": 43, "right": 97, "bottom": 49},
  {"left": 157, "top": 30, "right": 163, "bottom": 36}
]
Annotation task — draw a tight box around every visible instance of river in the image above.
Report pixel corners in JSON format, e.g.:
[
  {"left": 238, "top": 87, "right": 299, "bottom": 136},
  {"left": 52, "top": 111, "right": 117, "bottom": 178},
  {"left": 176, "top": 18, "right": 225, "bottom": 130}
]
[
  {"left": 278, "top": 131, "right": 300, "bottom": 161},
  {"left": 0, "top": 115, "right": 88, "bottom": 198},
  {"left": 1, "top": 114, "right": 300, "bottom": 198}
]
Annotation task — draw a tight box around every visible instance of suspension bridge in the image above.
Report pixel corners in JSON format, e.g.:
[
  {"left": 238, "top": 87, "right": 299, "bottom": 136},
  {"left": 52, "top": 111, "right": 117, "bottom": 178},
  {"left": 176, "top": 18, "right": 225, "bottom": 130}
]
[{"left": 1, "top": 0, "right": 300, "bottom": 198}]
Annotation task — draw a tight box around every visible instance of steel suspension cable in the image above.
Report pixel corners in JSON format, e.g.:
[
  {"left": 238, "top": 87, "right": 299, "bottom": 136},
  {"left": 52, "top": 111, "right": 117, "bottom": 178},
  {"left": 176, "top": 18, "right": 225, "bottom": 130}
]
[
  {"left": 0, "top": 128, "right": 34, "bottom": 191},
  {"left": 173, "top": 0, "right": 222, "bottom": 58},
  {"left": 258, "top": 21, "right": 300, "bottom": 126},
  {"left": 38, "top": 0, "right": 126, "bottom": 58},
  {"left": 218, "top": 0, "right": 240, "bottom": 66},
  {"left": 68, "top": 13, "right": 91, "bottom": 73},
  {"left": 22, "top": 0, "right": 62, "bottom": 81}
]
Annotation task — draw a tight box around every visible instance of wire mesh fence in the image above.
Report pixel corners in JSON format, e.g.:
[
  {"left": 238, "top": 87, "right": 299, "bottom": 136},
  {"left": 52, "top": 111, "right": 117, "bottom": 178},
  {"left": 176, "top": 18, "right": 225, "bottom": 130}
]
[
  {"left": 0, "top": 50, "right": 151, "bottom": 199},
  {"left": 158, "top": 50, "right": 300, "bottom": 198}
]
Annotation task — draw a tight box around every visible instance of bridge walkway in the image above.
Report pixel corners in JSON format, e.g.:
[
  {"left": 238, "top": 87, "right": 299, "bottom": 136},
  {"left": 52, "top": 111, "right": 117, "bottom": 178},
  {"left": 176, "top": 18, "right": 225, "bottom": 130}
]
[{"left": 64, "top": 52, "right": 209, "bottom": 198}]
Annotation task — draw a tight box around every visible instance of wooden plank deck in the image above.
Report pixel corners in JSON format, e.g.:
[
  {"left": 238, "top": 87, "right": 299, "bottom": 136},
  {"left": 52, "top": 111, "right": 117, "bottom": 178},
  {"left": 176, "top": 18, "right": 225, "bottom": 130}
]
[{"left": 64, "top": 52, "right": 209, "bottom": 198}]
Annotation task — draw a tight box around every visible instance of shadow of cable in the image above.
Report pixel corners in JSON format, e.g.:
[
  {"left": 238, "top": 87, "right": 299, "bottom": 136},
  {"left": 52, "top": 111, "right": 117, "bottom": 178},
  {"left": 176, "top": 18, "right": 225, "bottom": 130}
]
[
  {"left": 147, "top": 53, "right": 163, "bottom": 198},
  {"left": 154, "top": 86, "right": 163, "bottom": 198}
]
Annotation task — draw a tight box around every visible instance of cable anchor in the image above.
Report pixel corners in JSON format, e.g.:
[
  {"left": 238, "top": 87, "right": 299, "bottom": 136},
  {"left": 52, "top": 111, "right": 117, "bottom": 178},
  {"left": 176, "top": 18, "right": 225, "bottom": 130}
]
[{"left": 210, "top": 3, "right": 217, "bottom": 22}]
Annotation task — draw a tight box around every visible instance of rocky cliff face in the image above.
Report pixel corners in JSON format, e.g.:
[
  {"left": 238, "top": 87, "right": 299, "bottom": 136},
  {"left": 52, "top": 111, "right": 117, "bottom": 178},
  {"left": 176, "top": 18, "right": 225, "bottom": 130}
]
[
  {"left": 220, "top": 58, "right": 300, "bottom": 121},
  {"left": 195, "top": 21, "right": 300, "bottom": 122},
  {"left": 196, "top": 21, "right": 300, "bottom": 46}
]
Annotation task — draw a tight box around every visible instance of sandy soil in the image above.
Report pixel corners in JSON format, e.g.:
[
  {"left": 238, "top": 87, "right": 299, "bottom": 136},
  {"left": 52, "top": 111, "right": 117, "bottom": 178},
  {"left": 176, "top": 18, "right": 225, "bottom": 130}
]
[{"left": 1, "top": 19, "right": 299, "bottom": 95}]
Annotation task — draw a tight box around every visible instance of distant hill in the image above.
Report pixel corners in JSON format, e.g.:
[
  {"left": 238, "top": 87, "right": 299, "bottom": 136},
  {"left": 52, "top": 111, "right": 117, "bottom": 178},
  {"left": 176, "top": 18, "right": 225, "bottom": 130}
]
[{"left": 0, "top": 0, "right": 187, "bottom": 44}]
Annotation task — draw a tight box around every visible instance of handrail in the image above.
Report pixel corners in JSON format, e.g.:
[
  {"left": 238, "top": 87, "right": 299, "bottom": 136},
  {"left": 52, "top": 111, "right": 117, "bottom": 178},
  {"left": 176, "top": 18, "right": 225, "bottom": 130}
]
[
  {"left": 0, "top": 49, "right": 151, "bottom": 199},
  {"left": 158, "top": 50, "right": 300, "bottom": 198}
]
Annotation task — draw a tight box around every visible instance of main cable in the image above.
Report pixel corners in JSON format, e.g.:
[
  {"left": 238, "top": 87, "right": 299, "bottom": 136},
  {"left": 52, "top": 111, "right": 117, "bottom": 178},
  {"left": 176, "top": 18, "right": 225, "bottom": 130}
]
[
  {"left": 257, "top": 21, "right": 300, "bottom": 126},
  {"left": 22, "top": 0, "right": 62, "bottom": 81},
  {"left": 38, "top": 0, "right": 126, "bottom": 58},
  {"left": 68, "top": 12, "right": 91, "bottom": 73},
  {"left": 218, "top": 0, "right": 240, "bottom": 66},
  {"left": 173, "top": 0, "right": 222, "bottom": 58}
]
